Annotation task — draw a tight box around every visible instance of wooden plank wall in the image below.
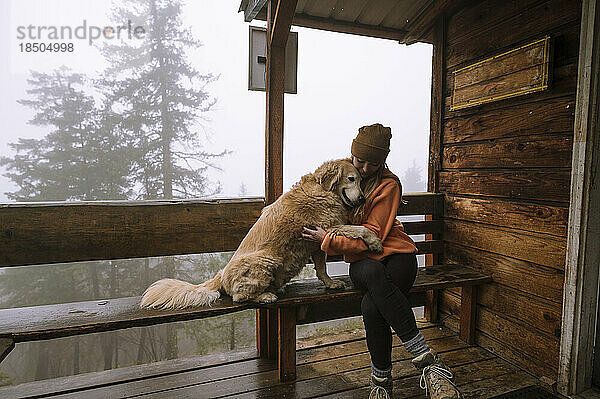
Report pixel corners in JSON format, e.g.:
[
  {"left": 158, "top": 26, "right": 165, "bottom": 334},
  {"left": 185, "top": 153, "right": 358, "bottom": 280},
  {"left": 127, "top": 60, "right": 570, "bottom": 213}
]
[{"left": 435, "top": 0, "right": 581, "bottom": 383}]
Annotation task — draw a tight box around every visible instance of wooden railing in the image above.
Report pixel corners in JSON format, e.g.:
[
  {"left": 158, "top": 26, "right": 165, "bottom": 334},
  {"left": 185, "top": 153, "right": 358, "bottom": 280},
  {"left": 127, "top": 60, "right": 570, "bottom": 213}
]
[
  {"left": 0, "top": 193, "right": 468, "bottom": 378},
  {"left": 0, "top": 197, "right": 264, "bottom": 267},
  {"left": 0, "top": 194, "right": 442, "bottom": 268}
]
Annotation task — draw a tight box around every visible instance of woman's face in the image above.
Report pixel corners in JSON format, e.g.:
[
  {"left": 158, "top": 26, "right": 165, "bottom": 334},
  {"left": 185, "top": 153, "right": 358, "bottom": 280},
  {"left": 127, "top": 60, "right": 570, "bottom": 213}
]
[{"left": 352, "top": 156, "right": 381, "bottom": 178}]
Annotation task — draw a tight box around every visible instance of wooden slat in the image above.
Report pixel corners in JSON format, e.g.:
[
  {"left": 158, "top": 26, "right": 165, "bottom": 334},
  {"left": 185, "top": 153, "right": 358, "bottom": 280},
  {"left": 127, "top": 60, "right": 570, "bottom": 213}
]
[
  {"left": 445, "top": 61, "right": 578, "bottom": 117},
  {"left": 122, "top": 336, "right": 470, "bottom": 399},
  {"left": 295, "top": 292, "right": 428, "bottom": 325},
  {"left": 451, "top": 38, "right": 551, "bottom": 110},
  {"left": 0, "top": 264, "right": 490, "bottom": 343},
  {"left": 0, "top": 192, "right": 440, "bottom": 269},
  {"left": 443, "top": 96, "right": 576, "bottom": 144},
  {"left": 445, "top": 0, "right": 581, "bottom": 69},
  {"left": 442, "top": 134, "right": 573, "bottom": 169},
  {"left": 438, "top": 169, "right": 572, "bottom": 203},
  {"left": 452, "top": 64, "right": 548, "bottom": 109},
  {"left": 476, "top": 330, "right": 558, "bottom": 381},
  {"left": 441, "top": 283, "right": 562, "bottom": 340},
  {"left": 402, "top": 220, "right": 443, "bottom": 235},
  {"left": 452, "top": 38, "right": 548, "bottom": 91},
  {"left": 445, "top": 243, "right": 564, "bottom": 304},
  {"left": 478, "top": 284, "right": 562, "bottom": 338},
  {"left": 477, "top": 306, "right": 560, "bottom": 368},
  {"left": 0, "top": 328, "right": 535, "bottom": 399},
  {"left": 397, "top": 192, "right": 444, "bottom": 215},
  {"left": 0, "top": 198, "right": 264, "bottom": 267},
  {"left": 439, "top": 297, "right": 560, "bottom": 369},
  {"left": 444, "top": 219, "right": 567, "bottom": 270},
  {"left": 415, "top": 239, "right": 444, "bottom": 255},
  {"left": 446, "top": 22, "right": 581, "bottom": 95},
  {"left": 0, "top": 348, "right": 261, "bottom": 399},
  {"left": 0, "top": 296, "right": 252, "bottom": 343},
  {"left": 270, "top": 264, "right": 491, "bottom": 307},
  {"left": 445, "top": 195, "right": 569, "bottom": 237},
  {"left": 446, "top": 0, "right": 543, "bottom": 45}
]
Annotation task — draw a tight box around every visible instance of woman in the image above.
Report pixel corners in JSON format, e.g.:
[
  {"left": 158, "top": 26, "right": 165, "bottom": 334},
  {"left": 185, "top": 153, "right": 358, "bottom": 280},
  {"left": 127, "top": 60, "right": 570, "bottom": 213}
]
[{"left": 302, "top": 124, "right": 460, "bottom": 399}]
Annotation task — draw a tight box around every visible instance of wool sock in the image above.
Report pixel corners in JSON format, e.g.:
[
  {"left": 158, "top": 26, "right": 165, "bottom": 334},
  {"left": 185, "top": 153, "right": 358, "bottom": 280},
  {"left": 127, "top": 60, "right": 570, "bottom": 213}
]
[
  {"left": 371, "top": 362, "right": 392, "bottom": 380},
  {"left": 403, "top": 331, "right": 430, "bottom": 357}
]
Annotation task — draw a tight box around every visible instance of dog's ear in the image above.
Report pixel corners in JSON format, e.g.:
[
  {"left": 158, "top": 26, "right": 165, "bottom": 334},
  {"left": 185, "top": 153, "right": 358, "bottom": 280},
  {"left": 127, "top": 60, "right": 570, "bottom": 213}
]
[{"left": 314, "top": 161, "right": 343, "bottom": 191}]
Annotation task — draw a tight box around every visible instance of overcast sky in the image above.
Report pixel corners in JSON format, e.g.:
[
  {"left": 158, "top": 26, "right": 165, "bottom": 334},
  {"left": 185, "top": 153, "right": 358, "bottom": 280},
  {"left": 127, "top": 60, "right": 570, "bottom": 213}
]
[{"left": 0, "top": 0, "right": 432, "bottom": 201}]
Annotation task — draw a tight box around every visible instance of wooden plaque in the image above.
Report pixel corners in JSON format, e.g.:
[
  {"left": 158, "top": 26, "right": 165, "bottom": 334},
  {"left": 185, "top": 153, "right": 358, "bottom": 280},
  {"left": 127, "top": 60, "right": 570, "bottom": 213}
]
[{"left": 451, "top": 36, "right": 552, "bottom": 110}]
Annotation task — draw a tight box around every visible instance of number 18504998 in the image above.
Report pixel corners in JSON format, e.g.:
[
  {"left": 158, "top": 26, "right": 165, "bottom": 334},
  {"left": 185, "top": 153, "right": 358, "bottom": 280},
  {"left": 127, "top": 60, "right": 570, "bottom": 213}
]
[{"left": 19, "top": 43, "right": 74, "bottom": 52}]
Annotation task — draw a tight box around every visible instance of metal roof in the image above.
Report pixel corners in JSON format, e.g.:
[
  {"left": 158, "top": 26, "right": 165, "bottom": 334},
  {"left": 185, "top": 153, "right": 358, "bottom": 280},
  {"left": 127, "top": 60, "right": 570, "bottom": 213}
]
[{"left": 238, "top": 0, "right": 439, "bottom": 43}]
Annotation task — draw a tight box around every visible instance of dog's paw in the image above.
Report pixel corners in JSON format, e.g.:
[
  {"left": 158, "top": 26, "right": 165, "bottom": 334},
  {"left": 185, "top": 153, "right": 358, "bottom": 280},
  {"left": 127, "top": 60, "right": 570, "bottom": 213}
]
[
  {"left": 365, "top": 237, "right": 384, "bottom": 253},
  {"left": 256, "top": 292, "right": 278, "bottom": 304},
  {"left": 326, "top": 279, "right": 345, "bottom": 290}
]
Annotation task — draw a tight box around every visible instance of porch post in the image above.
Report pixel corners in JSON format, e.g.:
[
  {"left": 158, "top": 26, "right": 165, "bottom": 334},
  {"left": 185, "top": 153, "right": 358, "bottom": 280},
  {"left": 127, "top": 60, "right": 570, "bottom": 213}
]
[
  {"left": 256, "top": 0, "right": 298, "bottom": 361},
  {"left": 425, "top": 15, "right": 446, "bottom": 322},
  {"left": 558, "top": 0, "right": 600, "bottom": 394}
]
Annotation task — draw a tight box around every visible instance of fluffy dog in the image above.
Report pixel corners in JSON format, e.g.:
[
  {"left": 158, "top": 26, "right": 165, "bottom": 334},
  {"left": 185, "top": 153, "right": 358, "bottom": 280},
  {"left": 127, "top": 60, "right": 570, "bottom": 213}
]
[{"left": 140, "top": 159, "right": 383, "bottom": 309}]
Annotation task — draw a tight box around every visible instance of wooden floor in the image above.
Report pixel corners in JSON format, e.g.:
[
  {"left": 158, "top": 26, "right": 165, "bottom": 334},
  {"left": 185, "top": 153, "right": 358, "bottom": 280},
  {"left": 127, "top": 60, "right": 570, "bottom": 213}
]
[{"left": 0, "top": 321, "right": 539, "bottom": 398}]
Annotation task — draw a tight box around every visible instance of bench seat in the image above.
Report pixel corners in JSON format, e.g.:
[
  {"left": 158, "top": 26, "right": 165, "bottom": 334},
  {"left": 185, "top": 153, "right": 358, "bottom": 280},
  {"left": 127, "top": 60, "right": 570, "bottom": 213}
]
[{"left": 0, "top": 263, "right": 491, "bottom": 381}]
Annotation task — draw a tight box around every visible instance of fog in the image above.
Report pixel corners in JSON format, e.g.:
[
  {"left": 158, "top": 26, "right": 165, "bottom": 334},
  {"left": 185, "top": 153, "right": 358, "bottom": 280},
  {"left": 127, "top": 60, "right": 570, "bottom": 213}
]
[{"left": 0, "top": 0, "right": 432, "bottom": 201}]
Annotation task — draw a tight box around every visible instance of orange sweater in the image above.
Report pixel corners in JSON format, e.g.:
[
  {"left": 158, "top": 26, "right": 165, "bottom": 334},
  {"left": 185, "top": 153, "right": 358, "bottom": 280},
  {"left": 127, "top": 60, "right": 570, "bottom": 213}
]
[{"left": 321, "top": 170, "right": 418, "bottom": 262}]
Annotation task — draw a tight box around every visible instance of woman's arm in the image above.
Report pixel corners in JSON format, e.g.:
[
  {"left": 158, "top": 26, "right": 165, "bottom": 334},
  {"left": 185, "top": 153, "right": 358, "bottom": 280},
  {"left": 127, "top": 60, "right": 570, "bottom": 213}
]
[{"left": 321, "top": 179, "right": 400, "bottom": 255}]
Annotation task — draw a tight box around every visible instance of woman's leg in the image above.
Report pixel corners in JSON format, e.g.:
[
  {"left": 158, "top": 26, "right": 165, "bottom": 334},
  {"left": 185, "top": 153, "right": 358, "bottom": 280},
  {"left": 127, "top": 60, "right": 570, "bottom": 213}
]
[
  {"left": 360, "top": 292, "right": 393, "bottom": 373},
  {"left": 350, "top": 254, "right": 419, "bottom": 343},
  {"left": 349, "top": 253, "right": 420, "bottom": 374}
]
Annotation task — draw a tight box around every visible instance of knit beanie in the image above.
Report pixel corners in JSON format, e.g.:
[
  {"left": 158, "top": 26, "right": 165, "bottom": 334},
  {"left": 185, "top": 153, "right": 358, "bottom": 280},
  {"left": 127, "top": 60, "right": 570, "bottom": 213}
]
[{"left": 351, "top": 123, "right": 392, "bottom": 164}]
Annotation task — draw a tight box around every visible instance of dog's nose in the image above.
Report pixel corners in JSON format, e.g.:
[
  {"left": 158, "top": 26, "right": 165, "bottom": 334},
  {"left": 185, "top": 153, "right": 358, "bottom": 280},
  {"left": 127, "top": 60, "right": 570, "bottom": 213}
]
[{"left": 357, "top": 195, "right": 365, "bottom": 204}]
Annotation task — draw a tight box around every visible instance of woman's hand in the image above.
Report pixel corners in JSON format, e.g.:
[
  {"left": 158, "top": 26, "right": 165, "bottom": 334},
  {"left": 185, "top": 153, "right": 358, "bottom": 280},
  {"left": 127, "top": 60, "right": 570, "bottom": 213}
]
[{"left": 302, "top": 226, "right": 326, "bottom": 243}]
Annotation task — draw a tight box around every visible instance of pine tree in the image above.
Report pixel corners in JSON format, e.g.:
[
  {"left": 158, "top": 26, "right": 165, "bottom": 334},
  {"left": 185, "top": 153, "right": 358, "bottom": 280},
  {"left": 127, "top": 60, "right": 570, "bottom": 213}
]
[
  {"left": 0, "top": 67, "right": 131, "bottom": 201},
  {"left": 402, "top": 159, "right": 426, "bottom": 193},
  {"left": 100, "top": 0, "right": 227, "bottom": 201}
]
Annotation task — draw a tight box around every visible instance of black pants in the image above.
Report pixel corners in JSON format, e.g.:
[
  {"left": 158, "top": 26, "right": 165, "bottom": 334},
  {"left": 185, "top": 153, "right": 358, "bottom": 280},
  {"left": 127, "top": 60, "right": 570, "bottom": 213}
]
[{"left": 349, "top": 253, "right": 419, "bottom": 370}]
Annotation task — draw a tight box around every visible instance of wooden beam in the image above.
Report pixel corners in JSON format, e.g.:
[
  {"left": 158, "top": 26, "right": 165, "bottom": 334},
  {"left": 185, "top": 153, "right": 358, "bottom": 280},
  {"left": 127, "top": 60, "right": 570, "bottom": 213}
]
[
  {"left": 558, "top": 0, "right": 600, "bottom": 395},
  {"left": 259, "top": 0, "right": 297, "bottom": 364},
  {"left": 402, "top": 0, "right": 452, "bottom": 45},
  {"left": 244, "top": 0, "right": 268, "bottom": 22},
  {"left": 270, "top": 0, "right": 297, "bottom": 48},
  {"left": 264, "top": 0, "right": 296, "bottom": 204},
  {"left": 291, "top": 13, "right": 406, "bottom": 41},
  {"left": 251, "top": 9, "right": 407, "bottom": 42},
  {"left": 0, "top": 338, "right": 14, "bottom": 363},
  {"left": 402, "top": 0, "right": 475, "bottom": 45},
  {"left": 0, "top": 198, "right": 264, "bottom": 267},
  {"left": 278, "top": 306, "right": 296, "bottom": 381},
  {"left": 428, "top": 15, "right": 445, "bottom": 194}
]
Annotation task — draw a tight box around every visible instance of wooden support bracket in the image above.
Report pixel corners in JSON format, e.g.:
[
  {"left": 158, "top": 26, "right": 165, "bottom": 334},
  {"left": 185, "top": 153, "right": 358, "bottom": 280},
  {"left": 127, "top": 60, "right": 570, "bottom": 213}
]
[
  {"left": 0, "top": 337, "right": 15, "bottom": 363},
  {"left": 425, "top": 289, "right": 439, "bottom": 323},
  {"left": 257, "top": 308, "right": 279, "bottom": 360},
  {"left": 459, "top": 285, "right": 478, "bottom": 344}
]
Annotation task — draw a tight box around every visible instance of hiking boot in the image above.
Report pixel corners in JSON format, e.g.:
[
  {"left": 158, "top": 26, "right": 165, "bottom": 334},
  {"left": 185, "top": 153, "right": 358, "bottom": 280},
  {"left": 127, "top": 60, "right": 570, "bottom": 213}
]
[
  {"left": 412, "top": 350, "right": 461, "bottom": 399},
  {"left": 369, "top": 374, "right": 393, "bottom": 399}
]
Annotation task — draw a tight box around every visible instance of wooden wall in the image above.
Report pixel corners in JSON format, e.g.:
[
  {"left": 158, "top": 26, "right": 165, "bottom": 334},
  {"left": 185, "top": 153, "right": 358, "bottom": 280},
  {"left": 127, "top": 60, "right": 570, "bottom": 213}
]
[{"left": 433, "top": 0, "right": 581, "bottom": 382}]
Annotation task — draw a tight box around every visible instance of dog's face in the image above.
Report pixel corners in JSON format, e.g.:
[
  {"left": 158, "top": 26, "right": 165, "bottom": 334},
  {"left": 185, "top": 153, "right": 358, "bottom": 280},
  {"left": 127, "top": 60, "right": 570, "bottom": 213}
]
[{"left": 314, "top": 160, "right": 365, "bottom": 207}]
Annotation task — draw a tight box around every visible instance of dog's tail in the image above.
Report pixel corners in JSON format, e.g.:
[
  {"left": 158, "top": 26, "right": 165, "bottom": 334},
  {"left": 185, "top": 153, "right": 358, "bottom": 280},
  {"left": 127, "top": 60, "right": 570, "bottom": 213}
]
[{"left": 140, "top": 270, "right": 223, "bottom": 309}]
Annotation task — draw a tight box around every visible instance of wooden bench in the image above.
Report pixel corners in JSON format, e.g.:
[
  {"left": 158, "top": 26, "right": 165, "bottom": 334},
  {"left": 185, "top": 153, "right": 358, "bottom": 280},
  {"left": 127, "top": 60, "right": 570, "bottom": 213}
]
[{"left": 0, "top": 193, "right": 492, "bottom": 383}]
